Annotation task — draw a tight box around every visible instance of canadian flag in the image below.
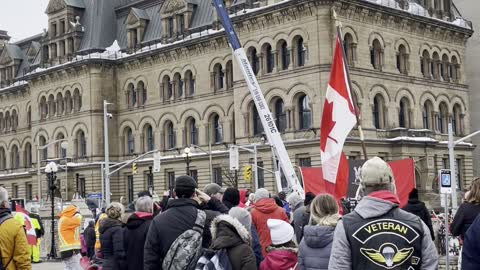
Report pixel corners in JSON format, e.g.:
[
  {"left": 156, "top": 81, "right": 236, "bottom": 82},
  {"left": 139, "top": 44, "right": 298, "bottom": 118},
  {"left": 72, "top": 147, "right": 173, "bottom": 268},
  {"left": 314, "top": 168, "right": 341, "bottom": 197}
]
[
  {"left": 320, "top": 33, "right": 357, "bottom": 199},
  {"left": 14, "top": 205, "right": 38, "bottom": 245}
]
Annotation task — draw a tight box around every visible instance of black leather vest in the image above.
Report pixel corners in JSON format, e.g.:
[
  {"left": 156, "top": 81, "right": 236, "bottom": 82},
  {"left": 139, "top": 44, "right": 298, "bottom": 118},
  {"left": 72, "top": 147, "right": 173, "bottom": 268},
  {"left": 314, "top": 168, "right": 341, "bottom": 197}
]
[{"left": 343, "top": 207, "right": 424, "bottom": 270}]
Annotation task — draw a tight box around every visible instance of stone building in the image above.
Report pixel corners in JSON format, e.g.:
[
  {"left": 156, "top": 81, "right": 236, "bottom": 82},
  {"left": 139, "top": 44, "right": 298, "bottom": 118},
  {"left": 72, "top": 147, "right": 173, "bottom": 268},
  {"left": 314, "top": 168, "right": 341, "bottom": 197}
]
[{"left": 0, "top": 0, "right": 474, "bottom": 206}]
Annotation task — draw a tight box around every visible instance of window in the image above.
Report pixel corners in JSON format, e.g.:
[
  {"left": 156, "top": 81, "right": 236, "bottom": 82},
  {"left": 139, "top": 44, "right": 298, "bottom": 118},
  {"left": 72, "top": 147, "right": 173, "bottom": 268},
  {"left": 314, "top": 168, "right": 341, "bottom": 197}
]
[
  {"left": 167, "top": 171, "right": 175, "bottom": 190},
  {"left": 48, "top": 95, "right": 56, "bottom": 117},
  {"left": 146, "top": 168, "right": 154, "bottom": 192},
  {"left": 65, "top": 91, "right": 73, "bottom": 113},
  {"left": 56, "top": 93, "right": 64, "bottom": 115},
  {"left": 432, "top": 52, "right": 441, "bottom": 80},
  {"left": 168, "top": 17, "right": 174, "bottom": 38},
  {"left": 452, "top": 104, "right": 462, "bottom": 135},
  {"left": 177, "top": 14, "right": 185, "bottom": 35},
  {"left": 213, "top": 167, "right": 223, "bottom": 186},
  {"left": 442, "top": 54, "right": 450, "bottom": 81},
  {"left": 186, "top": 118, "right": 198, "bottom": 146},
  {"left": 212, "top": 114, "right": 223, "bottom": 143},
  {"left": 56, "top": 133, "right": 66, "bottom": 158},
  {"left": 11, "top": 110, "right": 18, "bottom": 130},
  {"left": 126, "top": 128, "right": 135, "bottom": 154},
  {"left": 73, "top": 89, "right": 82, "bottom": 112},
  {"left": 12, "top": 185, "right": 18, "bottom": 198},
  {"left": 77, "top": 130, "right": 87, "bottom": 158},
  {"left": 397, "top": 45, "right": 408, "bottom": 74},
  {"left": 370, "top": 39, "right": 383, "bottom": 70},
  {"left": 421, "top": 51, "right": 431, "bottom": 78},
  {"left": 279, "top": 40, "right": 290, "bottom": 70},
  {"left": 4, "top": 112, "right": 10, "bottom": 132},
  {"left": 11, "top": 145, "right": 19, "bottom": 169},
  {"left": 190, "top": 169, "right": 198, "bottom": 182},
  {"left": 423, "top": 100, "right": 434, "bottom": 129},
  {"left": 0, "top": 148, "right": 5, "bottom": 170},
  {"left": 295, "top": 36, "right": 306, "bottom": 67},
  {"left": 138, "top": 81, "right": 147, "bottom": 105},
  {"left": 39, "top": 136, "right": 47, "bottom": 162},
  {"left": 438, "top": 102, "right": 448, "bottom": 134},
  {"left": 163, "top": 76, "right": 173, "bottom": 100},
  {"left": 373, "top": 95, "right": 386, "bottom": 129},
  {"left": 185, "top": 70, "right": 195, "bottom": 96},
  {"left": 27, "top": 107, "right": 31, "bottom": 127},
  {"left": 398, "top": 98, "right": 410, "bottom": 128},
  {"left": 145, "top": 125, "right": 154, "bottom": 152},
  {"left": 213, "top": 64, "right": 224, "bottom": 91},
  {"left": 344, "top": 33, "right": 356, "bottom": 66},
  {"left": 451, "top": 56, "right": 459, "bottom": 82},
  {"left": 298, "top": 157, "right": 311, "bottom": 167},
  {"left": 298, "top": 94, "right": 311, "bottom": 130},
  {"left": 248, "top": 47, "right": 259, "bottom": 75},
  {"left": 24, "top": 143, "right": 32, "bottom": 168},
  {"left": 252, "top": 105, "right": 263, "bottom": 136},
  {"left": 127, "top": 175, "right": 134, "bottom": 203},
  {"left": 77, "top": 176, "right": 86, "bottom": 198},
  {"left": 26, "top": 183, "right": 33, "bottom": 200},
  {"left": 40, "top": 96, "right": 47, "bottom": 119},
  {"left": 174, "top": 73, "right": 183, "bottom": 98},
  {"left": 127, "top": 83, "right": 136, "bottom": 107},
  {"left": 226, "top": 61, "right": 233, "bottom": 89},
  {"left": 264, "top": 44, "right": 274, "bottom": 73},
  {"left": 166, "top": 121, "right": 176, "bottom": 149},
  {"left": 274, "top": 98, "right": 286, "bottom": 132},
  {"left": 257, "top": 161, "right": 264, "bottom": 188}
]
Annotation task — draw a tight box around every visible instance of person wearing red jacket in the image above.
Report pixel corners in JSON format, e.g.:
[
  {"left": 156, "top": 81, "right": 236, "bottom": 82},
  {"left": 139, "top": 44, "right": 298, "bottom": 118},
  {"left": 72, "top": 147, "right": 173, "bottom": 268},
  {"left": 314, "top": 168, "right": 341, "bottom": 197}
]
[
  {"left": 251, "top": 188, "right": 289, "bottom": 256},
  {"left": 260, "top": 219, "right": 298, "bottom": 270}
]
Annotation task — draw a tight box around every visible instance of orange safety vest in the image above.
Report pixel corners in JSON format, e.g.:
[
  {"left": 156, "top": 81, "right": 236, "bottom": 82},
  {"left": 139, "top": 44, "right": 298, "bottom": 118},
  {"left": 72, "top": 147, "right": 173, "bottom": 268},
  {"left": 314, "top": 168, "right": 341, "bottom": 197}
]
[{"left": 95, "top": 213, "right": 107, "bottom": 250}]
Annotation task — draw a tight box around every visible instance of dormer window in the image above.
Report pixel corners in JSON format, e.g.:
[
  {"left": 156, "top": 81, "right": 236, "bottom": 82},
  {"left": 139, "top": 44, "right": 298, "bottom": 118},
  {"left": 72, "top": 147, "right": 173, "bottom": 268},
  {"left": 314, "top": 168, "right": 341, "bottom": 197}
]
[
  {"left": 160, "top": 0, "right": 197, "bottom": 42},
  {"left": 168, "top": 17, "right": 175, "bottom": 38},
  {"left": 51, "top": 22, "right": 57, "bottom": 37},
  {"left": 59, "top": 19, "right": 66, "bottom": 35},
  {"left": 126, "top": 8, "right": 150, "bottom": 50}
]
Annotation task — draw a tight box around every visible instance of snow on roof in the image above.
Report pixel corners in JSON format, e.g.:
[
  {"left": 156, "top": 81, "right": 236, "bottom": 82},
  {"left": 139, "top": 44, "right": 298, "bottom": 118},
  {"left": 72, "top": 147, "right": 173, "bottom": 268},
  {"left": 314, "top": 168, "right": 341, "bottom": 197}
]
[{"left": 386, "top": 136, "right": 438, "bottom": 143}]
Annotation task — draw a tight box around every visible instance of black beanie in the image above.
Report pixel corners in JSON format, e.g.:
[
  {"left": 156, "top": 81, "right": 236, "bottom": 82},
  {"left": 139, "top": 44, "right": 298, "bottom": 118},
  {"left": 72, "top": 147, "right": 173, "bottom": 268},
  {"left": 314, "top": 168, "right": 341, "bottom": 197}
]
[
  {"left": 304, "top": 192, "right": 316, "bottom": 206},
  {"left": 409, "top": 188, "right": 419, "bottom": 200},
  {"left": 175, "top": 175, "right": 197, "bottom": 190},
  {"left": 223, "top": 187, "right": 240, "bottom": 206}
]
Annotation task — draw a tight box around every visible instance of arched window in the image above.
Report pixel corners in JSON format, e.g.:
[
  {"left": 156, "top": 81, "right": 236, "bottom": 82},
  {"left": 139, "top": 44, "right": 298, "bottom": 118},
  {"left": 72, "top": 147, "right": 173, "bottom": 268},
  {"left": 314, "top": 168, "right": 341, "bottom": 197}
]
[
  {"left": 373, "top": 95, "right": 386, "bottom": 129},
  {"left": 4, "top": 112, "right": 10, "bottom": 131},
  {"left": 39, "top": 136, "right": 47, "bottom": 161},
  {"left": 48, "top": 94, "right": 56, "bottom": 116},
  {"left": 73, "top": 88, "right": 82, "bottom": 112},
  {"left": 211, "top": 114, "right": 223, "bottom": 143},
  {"left": 294, "top": 36, "right": 306, "bottom": 67},
  {"left": 186, "top": 118, "right": 198, "bottom": 146},
  {"left": 65, "top": 91, "right": 73, "bottom": 113},
  {"left": 441, "top": 54, "right": 449, "bottom": 81},
  {"left": 263, "top": 44, "right": 274, "bottom": 74},
  {"left": 0, "top": 113, "right": 4, "bottom": 132},
  {"left": 452, "top": 104, "right": 462, "bottom": 135},
  {"left": 451, "top": 56, "right": 460, "bottom": 82},
  {"left": 398, "top": 98, "right": 410, "bottom": 128},
  {"left": 344, "top": 33, "right": 356, "bottom": 66},
  {"left": 56, "top": 133, "right": 66, "bottom": 158},
  {"left": 226, "top": 61, "right": 234, "bottom": 89},
  {"left": 125, "top": 127, "right": 135, "bottom": 155},
  {"left": 274, "top": 98, "right": 286, "bottom": 132},
  {"left": 162, "top": 76, "right": 173, "bottom": 100},
  {"left": 185, "top": 70, "right": 195, "bottom": 96},
  {"left": 370, "top": 39, "right": 383, "bottom": 70},
  {"left": 127, "top": 83, "right": 136, "bottom": 107},
  {"left": 76, "top": 130, "right": 86, "bottom": 158},
  {"left": 27, "top": 106, "right": 31, "bottom": 127},
  {"left": 173, "top": 73, "right": 183, "bottom": 98},
  {"left": 40, "top": 96, "right": 47, "bottom": 119},
  {"left": 144, "top": 124, "right": 154, "bottom": 152},
  {"left": 432, "top": 52, "right": 440, "bottom": 80},
  {"left": 298, "top": 94, "right": 311, "bottom": 130},
  {"left": 279, "top": 40, "right": 290, "bottom": 70},
  {"left": 56, "top": 93, "right": 64, "bottom": 115},
  {"left": 248, "top": 47, "right": 259, "bottom": 75},
  {"left": 421, "top": 50, "right": 431, "bottom": 78},
  {"left": 11, "top": 110, "right": 18, "bottom": 131},
  {"left": 397, "top": 45, "right": 408, "bottom": 75},
  {"left": 0, "top": 148, "right": 6, "bottom": 170},
  {"left": 165, "top": 121, "right": 176, "bottom": 149},
  {"left": 24, "top": 143, "right": 32, "bottom": 168},
  {"left": 213, "top": 64, "right": 224, "bottom": 91},
  {"left": 138, "top": 81, "right": 147, "bottom": 105},
  {"left": 252, "top": 105, "right": 263, "bottom": 136},
  {"left": 11, "top": 145, "right": 19, "bottom": 169},
  {"left": 438, "top": 102, "right": 448, "bottom": 133},
  {"left": 423, "top": 100, "right": 434, "bottom": 129}
]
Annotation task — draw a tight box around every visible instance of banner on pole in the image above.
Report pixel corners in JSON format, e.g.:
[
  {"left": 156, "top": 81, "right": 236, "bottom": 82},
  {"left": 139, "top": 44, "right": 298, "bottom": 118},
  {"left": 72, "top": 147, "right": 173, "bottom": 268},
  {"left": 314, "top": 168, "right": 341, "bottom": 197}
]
[{"left": 153, "top": 152, "right": 161, "bottom": 173}]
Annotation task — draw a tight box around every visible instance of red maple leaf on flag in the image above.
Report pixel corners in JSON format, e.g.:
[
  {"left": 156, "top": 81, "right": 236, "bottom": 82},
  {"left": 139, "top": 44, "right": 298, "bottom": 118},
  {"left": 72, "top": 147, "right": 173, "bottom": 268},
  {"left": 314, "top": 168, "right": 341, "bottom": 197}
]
[{"left": 320, "top": 100, "right": 338, "bottom": 151}]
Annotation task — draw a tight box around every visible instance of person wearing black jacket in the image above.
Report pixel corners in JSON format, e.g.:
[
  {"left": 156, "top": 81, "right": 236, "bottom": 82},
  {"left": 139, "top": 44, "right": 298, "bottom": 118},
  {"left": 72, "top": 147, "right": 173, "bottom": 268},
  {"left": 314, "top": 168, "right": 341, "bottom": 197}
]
[
  {"left": 100, "top": 202, "right": 126, "bottom": 270},
  {"left": 452, "top": 178, "right": 480, "bottom": 240},
  {"left": 402, "top": 188, "right": 435, "bottom": 240},
  {"left": 84, "top": 220, "right": 96, "bottom": 258},
  {"left": 124, "top": 196, "right": 154, "bottom": 270},
  {"left": 144, "top": 176, "right": 219, "bottom": 270}
]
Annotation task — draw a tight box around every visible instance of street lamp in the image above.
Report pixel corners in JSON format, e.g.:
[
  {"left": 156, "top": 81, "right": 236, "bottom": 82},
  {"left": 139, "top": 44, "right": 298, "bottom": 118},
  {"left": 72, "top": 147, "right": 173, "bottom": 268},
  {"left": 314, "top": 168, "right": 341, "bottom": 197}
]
[
  {"left": 103, "top": 100, "right": 113, "bottom": 205},
  {"left": 182, "top": 147, "right": 193, "bottom": 175},
  {"left": 37, "top": 139, "right": 68, "bottom": 203},
  {"left": 45, "top": 161, "right": 58, "bottom": 260}
]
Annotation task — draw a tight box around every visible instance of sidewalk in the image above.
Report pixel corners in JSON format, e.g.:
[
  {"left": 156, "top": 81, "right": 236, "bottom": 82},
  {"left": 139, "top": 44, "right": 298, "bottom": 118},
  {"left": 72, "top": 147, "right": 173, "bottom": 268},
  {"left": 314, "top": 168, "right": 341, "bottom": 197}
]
[{"left": 32, "top": 261, "right": 64, "bottom": 270}]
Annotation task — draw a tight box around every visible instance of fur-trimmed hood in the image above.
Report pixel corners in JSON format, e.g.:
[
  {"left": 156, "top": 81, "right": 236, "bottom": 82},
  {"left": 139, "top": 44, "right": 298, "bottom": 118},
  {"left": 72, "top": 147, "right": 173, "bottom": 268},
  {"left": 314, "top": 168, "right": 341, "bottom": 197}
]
[
  {"left": 265, "top": 246, "right": 298, "bottom": 254},
  {"left": 210, "top": 214, "right": 251, "bottom": 249}
]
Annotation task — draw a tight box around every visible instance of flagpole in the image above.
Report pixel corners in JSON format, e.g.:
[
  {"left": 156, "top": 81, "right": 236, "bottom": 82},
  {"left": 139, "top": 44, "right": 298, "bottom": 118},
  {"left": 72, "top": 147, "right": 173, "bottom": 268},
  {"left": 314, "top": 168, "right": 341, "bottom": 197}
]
[{"left": 333, "top": 9, "right": 368, "bottom": 160}]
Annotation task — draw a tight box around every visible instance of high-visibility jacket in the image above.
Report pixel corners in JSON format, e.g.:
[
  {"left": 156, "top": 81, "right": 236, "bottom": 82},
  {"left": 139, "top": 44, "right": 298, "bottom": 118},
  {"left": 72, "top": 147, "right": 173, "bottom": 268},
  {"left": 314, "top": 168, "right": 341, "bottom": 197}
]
[
  {"left": 94, "top": 213, "right": 107, "bottom": 250},
  {"left": 58, "top": 205, "right": 82, "bottom": 253}
]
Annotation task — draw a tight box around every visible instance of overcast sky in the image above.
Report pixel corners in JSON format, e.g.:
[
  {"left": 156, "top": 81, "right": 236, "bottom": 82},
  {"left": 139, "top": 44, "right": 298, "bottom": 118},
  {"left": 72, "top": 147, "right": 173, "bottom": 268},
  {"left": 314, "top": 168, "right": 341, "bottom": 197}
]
[{"left": 0, "top": 0, "right": 50, "bottom": 42}]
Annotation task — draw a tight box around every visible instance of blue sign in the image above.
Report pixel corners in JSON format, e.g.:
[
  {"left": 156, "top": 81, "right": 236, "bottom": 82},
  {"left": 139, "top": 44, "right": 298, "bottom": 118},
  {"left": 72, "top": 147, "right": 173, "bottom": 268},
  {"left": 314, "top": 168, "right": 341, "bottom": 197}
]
[{"left": 87, "top": 193, "right": 102, "bottom": 199}]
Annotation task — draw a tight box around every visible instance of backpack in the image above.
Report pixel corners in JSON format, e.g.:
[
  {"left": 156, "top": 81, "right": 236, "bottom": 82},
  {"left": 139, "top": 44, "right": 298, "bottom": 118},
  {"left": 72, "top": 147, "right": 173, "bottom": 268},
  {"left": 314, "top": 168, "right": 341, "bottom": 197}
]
[
  {"left": 195, "top": 249, "right": 232, "bottom": 270},
  {"left": 0, "top": 214, "right": 14, "bottom": 270},
  {"left": 162, "top": 209, "right": 206, "bottom": 270}
]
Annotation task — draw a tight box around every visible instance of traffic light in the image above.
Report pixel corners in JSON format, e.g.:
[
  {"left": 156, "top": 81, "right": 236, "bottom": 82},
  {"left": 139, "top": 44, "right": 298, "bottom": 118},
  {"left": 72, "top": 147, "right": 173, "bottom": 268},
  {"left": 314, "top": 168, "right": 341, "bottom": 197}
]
[
  {"left": 243, "top": 165, "right": 252, "bottom": 182},
  {"left": 132, "top": 162, "right": 138, "bottom": 174}
]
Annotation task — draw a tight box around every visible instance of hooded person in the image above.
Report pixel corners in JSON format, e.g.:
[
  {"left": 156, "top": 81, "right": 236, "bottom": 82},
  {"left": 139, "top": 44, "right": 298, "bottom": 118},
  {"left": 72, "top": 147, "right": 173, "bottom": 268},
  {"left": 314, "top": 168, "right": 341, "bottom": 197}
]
[
  {"left": 402, "top": 188, "right": 435, "bottom": 240},
  {"left": 99, "top": 202, "right": 126, "bottom": 270},
  {"left": 298, "top": 194, "right": 339, "bottom": 270},
  {"left": 293, "top": 192, "right": 316, "bottom": 243},
  {"left": 260, "top": 219, "right": 298, "bottom": 270},
  {"left": 250, "top": 188, "right": 289, "bottom": 257},
  {"left": 230, "top": 207, "right": 263, "bottom": 267},
  {"left": 124, "top": 196, "right": 154, "bottom": 270},
  {"left": 209, "top": 212, "right": 257, "bottom": 270},
  {"left": 84, "top": 220, "right": 96, "bottom": 259},
  {"left": 58, "top": 205, "right": 83, "bottom": 270},
  {"left": 328, "top": 157, "right": 438, "bottom": 270}
]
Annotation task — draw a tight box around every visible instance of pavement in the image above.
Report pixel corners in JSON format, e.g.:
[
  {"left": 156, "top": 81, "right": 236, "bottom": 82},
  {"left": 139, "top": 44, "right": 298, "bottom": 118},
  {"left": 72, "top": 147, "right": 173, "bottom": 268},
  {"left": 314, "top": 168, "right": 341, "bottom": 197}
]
[{"left": 32, "top": 261, "right": 64, "bottom": 270}]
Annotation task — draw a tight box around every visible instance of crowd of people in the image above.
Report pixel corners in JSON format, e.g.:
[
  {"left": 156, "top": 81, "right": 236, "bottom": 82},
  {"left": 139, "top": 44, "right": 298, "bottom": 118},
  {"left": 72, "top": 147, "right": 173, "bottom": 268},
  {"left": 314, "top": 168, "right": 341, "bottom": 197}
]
[{"left": 4, "top": 156, "right": 480, "bottom": 269}]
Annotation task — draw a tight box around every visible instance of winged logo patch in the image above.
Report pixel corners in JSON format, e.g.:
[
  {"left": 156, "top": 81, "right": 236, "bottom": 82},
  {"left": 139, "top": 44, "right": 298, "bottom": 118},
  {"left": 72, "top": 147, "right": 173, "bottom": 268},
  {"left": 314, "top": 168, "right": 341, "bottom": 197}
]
[{"left": 361, "top": 244, "right": 414, "bottom": 269}]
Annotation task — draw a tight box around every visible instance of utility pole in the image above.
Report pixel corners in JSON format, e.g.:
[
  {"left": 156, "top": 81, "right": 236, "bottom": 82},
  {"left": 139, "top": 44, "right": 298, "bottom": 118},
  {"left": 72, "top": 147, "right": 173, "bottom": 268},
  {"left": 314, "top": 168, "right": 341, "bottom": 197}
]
[{"left": 103, "top": 100, "right": 112, "bottom": 205}]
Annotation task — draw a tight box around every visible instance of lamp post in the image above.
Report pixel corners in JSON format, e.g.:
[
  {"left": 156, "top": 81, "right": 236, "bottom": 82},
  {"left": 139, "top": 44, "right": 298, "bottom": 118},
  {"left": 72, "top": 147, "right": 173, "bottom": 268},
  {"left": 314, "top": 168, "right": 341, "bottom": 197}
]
[
  {"left": 182, "top": 147, "right": 193, "bottom": 176},
  {"left": 37, "top": 139, "right": 68, "bottom": 203},
  {"left": 45, "top": 161, "right": 58, "bottom": 260},
  {"left": 103, "top": 100, "right": 113, "bottom": 205},
  {"left": 190, "top": 144, "right": 213, "bottom": 183}
]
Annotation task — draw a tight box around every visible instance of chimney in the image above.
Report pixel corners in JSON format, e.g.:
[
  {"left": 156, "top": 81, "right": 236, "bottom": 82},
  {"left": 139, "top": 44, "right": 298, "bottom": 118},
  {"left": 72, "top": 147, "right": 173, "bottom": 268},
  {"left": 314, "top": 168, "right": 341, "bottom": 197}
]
[{"left": 0, "top": 30, "right": 11, "bottom": 49}]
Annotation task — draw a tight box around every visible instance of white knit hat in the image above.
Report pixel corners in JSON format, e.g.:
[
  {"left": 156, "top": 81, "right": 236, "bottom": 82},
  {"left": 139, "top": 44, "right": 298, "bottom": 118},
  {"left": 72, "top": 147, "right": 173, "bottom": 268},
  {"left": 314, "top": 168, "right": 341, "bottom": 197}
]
[
  {"left": 361, "top": 157, "right": 394, "bottom": 186},
  {"left": 229, "top": 207, "right": 252, "bottom": 230},
  {"left": 267, "top": 219, "right": 294, "bottom": 245},
  {"left": 254, "top": 188, "right": 270, "bottom": 202}
]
